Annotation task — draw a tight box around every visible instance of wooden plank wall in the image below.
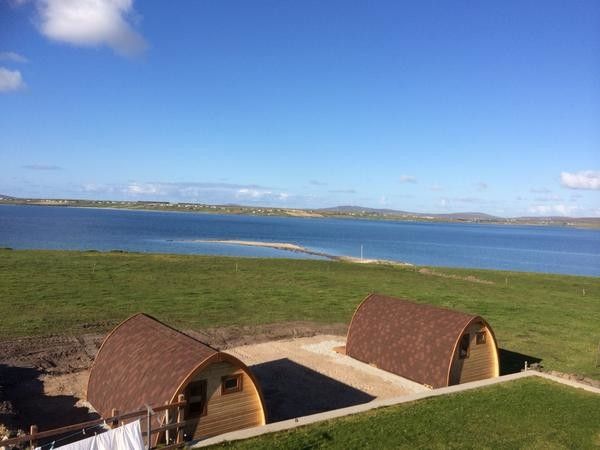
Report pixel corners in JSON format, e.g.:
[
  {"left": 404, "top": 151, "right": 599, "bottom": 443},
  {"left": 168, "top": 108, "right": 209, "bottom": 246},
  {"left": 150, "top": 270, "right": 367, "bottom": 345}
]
[
  {"left": 449, "top": 321, "right": 498, "bottom": 385},
  {"left": 188, "top": 362, "right": 264, "bottom": 440}
]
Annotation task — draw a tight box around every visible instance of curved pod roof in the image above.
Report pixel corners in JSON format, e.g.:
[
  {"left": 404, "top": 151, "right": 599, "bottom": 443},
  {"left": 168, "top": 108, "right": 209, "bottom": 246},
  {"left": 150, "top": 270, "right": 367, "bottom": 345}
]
[
  {"left": 346, "top": 294, "right": 498, "bottom": 388},
  {"left": 87, "top": 313, "right": 266, "bottom": 421}
]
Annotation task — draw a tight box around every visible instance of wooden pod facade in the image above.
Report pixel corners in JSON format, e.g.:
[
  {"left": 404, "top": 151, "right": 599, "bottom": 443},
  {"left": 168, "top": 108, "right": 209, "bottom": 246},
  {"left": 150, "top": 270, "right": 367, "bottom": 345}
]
[
  {"left": 87, "top": 314, "right": 266, "bottom": 442},
  {"left": 346, "top": 294, "right": 499, "bottom": 388}
]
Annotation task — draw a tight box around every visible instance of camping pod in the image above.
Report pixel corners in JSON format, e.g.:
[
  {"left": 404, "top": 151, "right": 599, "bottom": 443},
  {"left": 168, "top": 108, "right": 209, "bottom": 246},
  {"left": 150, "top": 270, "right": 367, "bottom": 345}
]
[
  {"left": 87, "top": 313, "right": 266, "bottom": 442},
  {"left": 346, "top": 294, "right": 500, "bottom": 388}
]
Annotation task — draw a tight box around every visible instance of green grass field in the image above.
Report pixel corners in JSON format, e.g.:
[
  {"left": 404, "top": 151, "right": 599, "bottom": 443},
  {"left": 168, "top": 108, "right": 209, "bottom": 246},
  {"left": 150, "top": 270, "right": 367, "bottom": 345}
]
[
  {"left": 0, "top": 249, "right": 598, "bottom": 379},
  {"left": 208, "top": 377, "right": 600, "bottom": 449}
]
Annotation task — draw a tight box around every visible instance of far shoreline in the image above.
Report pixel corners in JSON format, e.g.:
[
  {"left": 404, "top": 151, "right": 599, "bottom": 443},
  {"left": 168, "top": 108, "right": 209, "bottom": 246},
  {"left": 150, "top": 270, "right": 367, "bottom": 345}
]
[{"left": 1, "top": 202, "right": 598, "bottom": 230}]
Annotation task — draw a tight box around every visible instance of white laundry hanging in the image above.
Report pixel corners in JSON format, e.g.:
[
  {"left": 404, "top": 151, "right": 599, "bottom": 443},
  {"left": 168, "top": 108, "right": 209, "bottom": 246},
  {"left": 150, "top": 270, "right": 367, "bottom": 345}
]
[{"left": 36, "top": 420, "right": 145, "bottom": 450}]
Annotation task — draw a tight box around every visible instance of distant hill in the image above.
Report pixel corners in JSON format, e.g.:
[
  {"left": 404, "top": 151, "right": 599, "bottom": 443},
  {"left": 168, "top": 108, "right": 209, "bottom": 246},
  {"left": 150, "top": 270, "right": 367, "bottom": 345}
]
[
  {"left": 433, "top": 212, "right": 500, "bottom": 220},
  {"left": 0, "top": 196, "right": 598, "bottom": 227},
  {"left": 319, "top": 205, "right": 500, "bottom": 221},
  {"left": 318, "top": 205, "right": 412, "bottom": 215}
]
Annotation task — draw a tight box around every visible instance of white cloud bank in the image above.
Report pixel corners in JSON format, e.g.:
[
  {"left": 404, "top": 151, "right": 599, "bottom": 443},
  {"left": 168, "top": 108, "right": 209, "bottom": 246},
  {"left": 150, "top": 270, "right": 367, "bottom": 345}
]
[
  {"left": 0, "top": 67, "right": 25, "bottom": 92},
  {"left": 560, "top": 170, "right": 600, "bottom": 190},
  {"left": 81, "top": 181, "right": 293, "bottom": 205},
  {"left": 0, "top": 52, "right": 28, "bottom": 63},
  {"left": 37, "top": 0, "right": 146, "bottom": 56},
  {"left": 528, "top": 204, "right": 580, "bottom": 216}
]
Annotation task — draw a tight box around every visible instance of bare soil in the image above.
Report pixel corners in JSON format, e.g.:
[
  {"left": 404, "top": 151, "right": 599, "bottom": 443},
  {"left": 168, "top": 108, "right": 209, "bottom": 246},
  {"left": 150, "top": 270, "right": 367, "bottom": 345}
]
[
  {"left": 186, "top": 321, "right": 348, "bottom": 349},
  {"left": 417, "top": 267, "right": 495, "bottom": 284},
  {"left": 0, "top": 321, "right": 346, "bottom": 437}
]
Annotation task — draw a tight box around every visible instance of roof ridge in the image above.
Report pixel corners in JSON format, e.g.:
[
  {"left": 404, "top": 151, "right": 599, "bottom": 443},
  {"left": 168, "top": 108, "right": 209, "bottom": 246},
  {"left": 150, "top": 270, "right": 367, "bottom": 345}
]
[
  {"left": 134, "top": 312, "right": 219, "bottom": 353},
  {"left": 368, "top": 293, "right": 478, "bottom": 319}
]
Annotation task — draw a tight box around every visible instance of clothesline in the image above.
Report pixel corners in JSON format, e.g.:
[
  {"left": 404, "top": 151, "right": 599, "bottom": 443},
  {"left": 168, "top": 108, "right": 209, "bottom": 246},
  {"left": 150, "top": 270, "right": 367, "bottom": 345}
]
[
  {"left": 34, "top": 420, "right": 144, "bottom": 450},
  {"left": 34, "top": 424, "right": 105, "bottom": 450}
]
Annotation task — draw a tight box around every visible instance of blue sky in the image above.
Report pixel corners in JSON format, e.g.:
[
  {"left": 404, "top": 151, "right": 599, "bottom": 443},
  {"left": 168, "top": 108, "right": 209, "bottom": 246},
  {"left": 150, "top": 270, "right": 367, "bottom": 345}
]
[{"left": 1, "top": 0, "right": 599, "bottom": 216}]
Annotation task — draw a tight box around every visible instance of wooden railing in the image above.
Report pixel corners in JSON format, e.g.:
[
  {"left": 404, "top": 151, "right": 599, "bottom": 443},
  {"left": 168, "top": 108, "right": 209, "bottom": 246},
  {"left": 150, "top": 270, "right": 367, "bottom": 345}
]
[{"left": 0, "top": 394, "right": 188, "bottom": 450}]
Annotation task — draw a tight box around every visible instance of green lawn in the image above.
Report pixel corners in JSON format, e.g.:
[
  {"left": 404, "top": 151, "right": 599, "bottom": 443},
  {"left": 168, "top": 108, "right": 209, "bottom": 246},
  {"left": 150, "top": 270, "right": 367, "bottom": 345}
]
[
  {"left": 0, "top": 249, "right": 598, "bottom": 379},
  {"left": 208, "top": 377, "right": 600, "bottom": 449}
]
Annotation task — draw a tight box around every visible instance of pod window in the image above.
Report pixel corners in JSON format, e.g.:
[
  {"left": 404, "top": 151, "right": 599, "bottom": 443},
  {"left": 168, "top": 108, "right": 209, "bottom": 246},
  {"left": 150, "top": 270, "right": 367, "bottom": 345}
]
[
  {"left": 186, "top": 379, "right": 207, "bottom": 417},
  {"left": 221, "top": 374, "right": 243, "bottom": 395},
  {"left": 458, "top": 334, "right": 470, "bottom": 359},
  {"left": 476, "top": 331, "right": 487, "bottom": 345}
]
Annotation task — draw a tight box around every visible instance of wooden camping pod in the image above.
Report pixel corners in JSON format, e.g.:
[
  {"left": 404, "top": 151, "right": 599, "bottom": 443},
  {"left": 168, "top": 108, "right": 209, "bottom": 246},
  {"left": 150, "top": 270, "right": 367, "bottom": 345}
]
[
  {"left": 345, "top": 294, "right": 500, "bottom": 388},
  {"left": 87, "top": 313, "right": 266, "bottom": 442}
]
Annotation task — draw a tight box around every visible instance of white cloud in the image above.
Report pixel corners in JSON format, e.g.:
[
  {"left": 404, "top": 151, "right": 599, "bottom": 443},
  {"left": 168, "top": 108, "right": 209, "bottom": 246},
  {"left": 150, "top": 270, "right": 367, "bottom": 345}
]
[
  {"left": 0, "top": 67, "right": 25, "bottom": 92},
  {"left": 22, "top": 164, "right": 62, "bottom": 170},
  {"left": 528, "top": 204, "right": 580, "bottom": 216},
  {"left": 83, "top": 183, "right": 117, "bottom": 193},
  {"left": 399, "top": 175, "right": 417, "bottom": 183},
  {"left": 560, "top": 170, "right": 600, "bottom": 190},
  {"left": 475, "top": 182, "right": 488, "bottom": 191},
  {"left": 234, "top": 188, "right": 293, "bottom": 202},
  {"left": 125, "top": 182, "right": 165, "bottom": 195},
  {"left": 0, "top": 52, "right": 29, "bottom": 63},
  {"left": 79, "top": 181, "right": 294, "bottom": 205},
  {"left": 429, "top": 184, "right": 444, "bottom": 192},
  {"left": 37, "top": 0, "right": 147, "bottom": 56},
  {"left": 236, "top": 188, "right": 269, "bottom": 199}
]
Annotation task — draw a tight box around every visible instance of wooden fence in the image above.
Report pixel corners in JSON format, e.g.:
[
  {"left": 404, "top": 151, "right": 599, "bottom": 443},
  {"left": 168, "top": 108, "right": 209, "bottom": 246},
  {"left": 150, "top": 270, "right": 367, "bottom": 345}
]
[{"left": 0, "top": 394, "right": 188, "bottom": 450}]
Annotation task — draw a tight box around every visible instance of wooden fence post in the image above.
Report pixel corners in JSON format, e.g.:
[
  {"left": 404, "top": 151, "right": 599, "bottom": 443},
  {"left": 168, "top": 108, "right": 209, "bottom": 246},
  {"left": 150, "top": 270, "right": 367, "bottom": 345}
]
[
  {"left": 164, "top": 401, "right": 170, "bottom": 445},
  {"left": 29, "top": 425, "right": 38, "bottom": 450},
  {"left": 110, "top": 409, "right": 119, "bottom": 429},
  {"left": 176, "top": 394, "right": 185, "bottom": 444}
]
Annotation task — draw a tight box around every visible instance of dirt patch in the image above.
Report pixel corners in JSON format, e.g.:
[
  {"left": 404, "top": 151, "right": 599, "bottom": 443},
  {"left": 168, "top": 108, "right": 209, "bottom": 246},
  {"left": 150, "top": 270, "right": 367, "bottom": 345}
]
[
  {"left": 0, "top": 335, "right": 102, "bottom": 438},
  {"left": 42, "top": 371, "right": 91, "bottom": 399},
  {"left": 0, "top": 334, "right": 102, "bottom": 377},
  {"left": 0, "top": 321, "right": 348, "bottom": 437},
  {"left": 542, "top": 370, "right": 600, "bottom": 389},
  {"left": 186, "top": 321, "right": 348, "bottom": 349},
  {"left": 418, "top": 267, "right": 495, "bottom": 284}
]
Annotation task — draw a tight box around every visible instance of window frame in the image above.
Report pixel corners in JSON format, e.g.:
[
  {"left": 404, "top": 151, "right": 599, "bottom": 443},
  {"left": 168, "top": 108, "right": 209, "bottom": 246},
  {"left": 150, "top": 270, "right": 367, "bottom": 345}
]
[
  {"left": 458, "top": 333, "right": 470, "bottom": 359},
  {"left": 221, "top": 373, "right": 243, "bottom": 395}
]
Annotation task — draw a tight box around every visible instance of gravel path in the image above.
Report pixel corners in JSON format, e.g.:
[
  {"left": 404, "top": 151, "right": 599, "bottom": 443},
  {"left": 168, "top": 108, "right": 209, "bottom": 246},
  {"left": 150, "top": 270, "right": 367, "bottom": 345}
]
[{"left": 226, "top": 335, "right": 425, "bottom": 422}]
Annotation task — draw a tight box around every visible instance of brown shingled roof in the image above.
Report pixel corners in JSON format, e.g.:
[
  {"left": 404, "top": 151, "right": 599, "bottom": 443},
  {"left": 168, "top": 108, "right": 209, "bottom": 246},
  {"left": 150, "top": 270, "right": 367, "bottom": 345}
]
[
  {"left": 346, "top": 294, "right": 485, "bottom": 388},
  {"left": 87, "top": 313, "right": 219, "bottom": 417}
]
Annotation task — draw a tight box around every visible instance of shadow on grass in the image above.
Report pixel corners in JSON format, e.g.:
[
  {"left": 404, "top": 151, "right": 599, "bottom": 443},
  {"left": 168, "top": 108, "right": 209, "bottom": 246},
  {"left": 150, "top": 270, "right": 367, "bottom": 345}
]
[
  {"left": 499, "top": 349, "right": 542, "bottom": 375},
  {"left": 250, "top": 358, "right": 375, "bottom": 423},
  {"left": 0, "top": 364, "right": 99, "bottom": 445}
]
